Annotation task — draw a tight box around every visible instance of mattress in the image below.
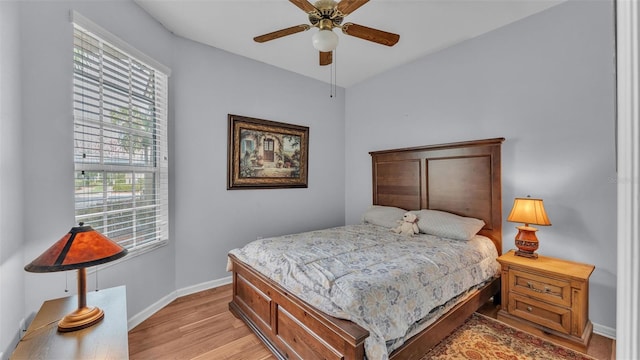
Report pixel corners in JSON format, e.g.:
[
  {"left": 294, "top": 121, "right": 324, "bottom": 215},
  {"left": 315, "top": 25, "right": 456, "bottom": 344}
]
[{"left": 228, "top": 223, "right": 500, "bottom": 360}]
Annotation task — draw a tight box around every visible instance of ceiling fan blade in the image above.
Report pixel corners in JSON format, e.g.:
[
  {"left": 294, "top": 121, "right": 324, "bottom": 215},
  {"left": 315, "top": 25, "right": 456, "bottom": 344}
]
[
  {"left": 336, "top": 0, "right": 369, "bottom": 16},
  {"left": 341, "top": 23, "right": 400, "bottom": 46},
  {"left": 289, "top": 0, "right": 318, "bottom": 14},
  {"left": 254, "top": 25, "right": 311, "bottom": 43},
  {"left": 319, "top": 51, "right": 333, "bottom": 66}
]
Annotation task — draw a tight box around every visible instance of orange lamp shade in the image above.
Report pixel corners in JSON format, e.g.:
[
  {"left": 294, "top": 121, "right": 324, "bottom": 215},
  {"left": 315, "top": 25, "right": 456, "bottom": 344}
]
[{"left": 25, "top": 224, "right": 126, "bottom": 272}]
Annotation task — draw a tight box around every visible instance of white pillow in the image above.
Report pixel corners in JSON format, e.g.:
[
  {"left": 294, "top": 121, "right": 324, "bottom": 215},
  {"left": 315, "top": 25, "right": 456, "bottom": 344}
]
[
  {"left": 410, "top": 209, "right": 485, "bottom": 241},
  {"left": 362, "top": 205, "right": 406, "bottom": 228}
]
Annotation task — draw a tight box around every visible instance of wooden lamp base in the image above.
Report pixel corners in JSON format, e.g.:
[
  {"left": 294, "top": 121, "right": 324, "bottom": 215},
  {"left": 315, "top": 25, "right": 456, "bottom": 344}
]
[
  {"left": 514, "top": 225, "right": 539, "bottom": 259},
  {"left": 58, "top": 306, "right": 104, "bottom": 332},
  {"left": 57, "top": 267, "right": 104, "bottom": 332}
]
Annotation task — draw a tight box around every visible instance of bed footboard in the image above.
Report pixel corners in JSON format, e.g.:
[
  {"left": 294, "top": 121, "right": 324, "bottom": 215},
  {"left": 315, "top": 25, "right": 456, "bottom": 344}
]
[
  {"left": 229, "top": 254, "right": 500, "bottom": 360},
  {"left": 228, "top": 254, "right": 369, "bottom": 360}
]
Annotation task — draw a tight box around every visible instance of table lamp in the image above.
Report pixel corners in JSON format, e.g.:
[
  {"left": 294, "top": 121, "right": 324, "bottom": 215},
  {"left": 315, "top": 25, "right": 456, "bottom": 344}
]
[
  {"left": 507, "top": 196, "right": 551, "bottom": 259},
  {"left": 24, "top": 222, "right": 127, "bottom": 332}
]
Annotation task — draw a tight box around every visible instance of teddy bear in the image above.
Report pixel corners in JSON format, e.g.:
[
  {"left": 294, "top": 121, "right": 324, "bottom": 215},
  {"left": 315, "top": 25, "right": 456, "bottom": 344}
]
[{"left": 392, "top": 212, "right": 420, "bottom": 236}]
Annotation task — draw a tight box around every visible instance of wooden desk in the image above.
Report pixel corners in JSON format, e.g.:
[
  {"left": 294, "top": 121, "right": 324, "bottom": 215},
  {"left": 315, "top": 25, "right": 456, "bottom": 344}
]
[{"left": 11, "top": 286, "right": 128, "bottom": 360}]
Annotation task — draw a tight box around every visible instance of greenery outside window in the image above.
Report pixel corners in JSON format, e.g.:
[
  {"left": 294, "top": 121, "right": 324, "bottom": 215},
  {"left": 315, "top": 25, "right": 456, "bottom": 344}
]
[{"left": 73, "top": 13, "right": 169, "bottom": 253}]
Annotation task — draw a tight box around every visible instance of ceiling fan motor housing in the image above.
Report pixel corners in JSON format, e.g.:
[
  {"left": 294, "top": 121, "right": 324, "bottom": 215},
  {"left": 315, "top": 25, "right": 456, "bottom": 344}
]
[{"left": 309, "top": 0, "right": 343, "bottom": 29}]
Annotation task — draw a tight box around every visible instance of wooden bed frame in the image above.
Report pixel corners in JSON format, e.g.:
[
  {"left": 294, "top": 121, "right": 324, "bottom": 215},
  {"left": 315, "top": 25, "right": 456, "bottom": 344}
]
[{"left": 228, "top": 137, "right": 505, "bottom": 359}]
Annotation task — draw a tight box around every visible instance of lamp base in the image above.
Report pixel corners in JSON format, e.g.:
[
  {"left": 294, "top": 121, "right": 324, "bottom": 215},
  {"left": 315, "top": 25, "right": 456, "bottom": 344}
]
[
  {"left": 514, "top": 225, "right": 539, "bottom": 259},
  {"left": 58, "top": 306, "right": 104, "bottom": 332},
  {"left": 514, "top": 249, "right": 539, "bottom": 259}
]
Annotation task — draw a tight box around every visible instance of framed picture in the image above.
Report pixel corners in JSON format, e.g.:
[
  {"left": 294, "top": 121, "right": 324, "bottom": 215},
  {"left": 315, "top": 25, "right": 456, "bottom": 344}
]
[{"left": 227, "top": 114, "right": 309, "bottom": 189}]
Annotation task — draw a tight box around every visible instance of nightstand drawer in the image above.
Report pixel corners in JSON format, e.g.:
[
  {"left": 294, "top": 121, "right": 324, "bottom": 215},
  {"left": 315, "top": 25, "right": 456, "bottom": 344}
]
[
  {"left": 508, "top": 293, "right": 571, "bottom": 334},
  {"left": 509, "top": 268, "right": 571, "bottom": 307}
]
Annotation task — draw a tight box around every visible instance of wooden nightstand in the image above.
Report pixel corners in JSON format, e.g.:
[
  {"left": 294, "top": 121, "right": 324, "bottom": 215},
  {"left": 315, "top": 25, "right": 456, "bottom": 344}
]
[
  {"left": 497, "top": 250, "right": 595, "bottom": 352},
  {"left": 11, "top": 286, "right": 129, "bottom": 359}
]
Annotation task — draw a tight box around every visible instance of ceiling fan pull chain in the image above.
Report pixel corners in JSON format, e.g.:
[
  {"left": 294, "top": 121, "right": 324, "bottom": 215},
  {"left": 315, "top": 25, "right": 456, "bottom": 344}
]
[
  {"left": 330, "top": 49, "right": 336, "bottom": 98},
  {"left": 333, "top": 49, "right": 337, "bottom": 98}
]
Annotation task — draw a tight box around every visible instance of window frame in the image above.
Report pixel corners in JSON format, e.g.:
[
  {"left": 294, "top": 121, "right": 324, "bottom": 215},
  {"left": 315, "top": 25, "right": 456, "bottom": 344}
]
[{"left": 72, "top": 11, "right": 170, "bottom": 255}]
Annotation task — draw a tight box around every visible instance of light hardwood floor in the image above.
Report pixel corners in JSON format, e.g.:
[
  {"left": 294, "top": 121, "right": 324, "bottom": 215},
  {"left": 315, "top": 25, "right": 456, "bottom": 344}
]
[
  {"left": 128, "top": 284, "right": 615, "bottom": 359},
  {"left": 128, "top": 284, "right": 274, "bottom": 360}
]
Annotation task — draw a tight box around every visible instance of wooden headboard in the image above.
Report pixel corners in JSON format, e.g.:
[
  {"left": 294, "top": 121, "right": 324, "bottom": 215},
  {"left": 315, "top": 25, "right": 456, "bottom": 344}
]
[{"left": 370, "top": 138, "right": 504, "bottom": 254}]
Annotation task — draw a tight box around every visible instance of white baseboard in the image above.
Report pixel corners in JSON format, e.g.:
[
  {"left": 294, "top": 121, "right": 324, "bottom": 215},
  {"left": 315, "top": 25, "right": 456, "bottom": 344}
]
[
  {"left": 127, "top": 290, "right": 177, "bottom": 330},
  {"left": 127, "top": 276, "right": 232, "bottom": 331},
  {"left": 593, "top": 322, "right": 616, "bottom": 340},
  {"left": 176, "top": 276, "right": 232, "bottom": 298}
]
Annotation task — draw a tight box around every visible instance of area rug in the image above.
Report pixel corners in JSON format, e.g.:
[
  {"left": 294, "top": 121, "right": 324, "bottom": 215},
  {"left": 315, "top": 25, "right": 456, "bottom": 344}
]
[{"left": 422, "top": 313, "right": 596, "bottom": 360}]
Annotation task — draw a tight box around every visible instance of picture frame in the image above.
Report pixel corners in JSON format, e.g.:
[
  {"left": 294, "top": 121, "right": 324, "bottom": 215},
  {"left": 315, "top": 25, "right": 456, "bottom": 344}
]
[{"left": 227, "top": 114, "right": 309, "bottom": 189}]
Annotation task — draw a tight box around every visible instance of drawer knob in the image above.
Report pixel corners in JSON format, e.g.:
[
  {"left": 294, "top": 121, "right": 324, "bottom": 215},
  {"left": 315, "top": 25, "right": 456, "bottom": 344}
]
[{"left": 526, "top": 306, "right": 533, "bottom": 312}]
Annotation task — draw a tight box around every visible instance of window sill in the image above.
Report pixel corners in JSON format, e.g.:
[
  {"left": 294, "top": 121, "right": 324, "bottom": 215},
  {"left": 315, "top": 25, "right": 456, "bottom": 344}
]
[{"left": 87, "top": 239, "right": 169, "bottom": 274}]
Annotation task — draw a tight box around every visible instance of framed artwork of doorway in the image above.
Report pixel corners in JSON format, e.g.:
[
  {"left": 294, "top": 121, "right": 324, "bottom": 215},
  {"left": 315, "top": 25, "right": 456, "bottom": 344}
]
[{"left": 227, "top": 114, "right": 309, "bottom": 189}]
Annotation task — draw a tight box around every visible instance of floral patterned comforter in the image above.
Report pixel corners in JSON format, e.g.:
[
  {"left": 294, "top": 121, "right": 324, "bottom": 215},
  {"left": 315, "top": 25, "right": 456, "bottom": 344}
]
[{"left": 228, "top": 224, "right": 500, "bottom": 360}]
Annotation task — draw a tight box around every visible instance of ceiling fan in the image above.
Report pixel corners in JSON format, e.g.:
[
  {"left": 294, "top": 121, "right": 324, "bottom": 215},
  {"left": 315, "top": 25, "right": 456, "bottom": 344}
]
[{"left": 254, "top": 0, "right": 400, "bottom": 66}]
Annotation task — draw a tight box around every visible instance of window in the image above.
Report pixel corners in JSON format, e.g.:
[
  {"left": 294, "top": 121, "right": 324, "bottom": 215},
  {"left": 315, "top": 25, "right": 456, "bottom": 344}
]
[{"left": 72, "top": 13, "right": 169, "bottom": 253}]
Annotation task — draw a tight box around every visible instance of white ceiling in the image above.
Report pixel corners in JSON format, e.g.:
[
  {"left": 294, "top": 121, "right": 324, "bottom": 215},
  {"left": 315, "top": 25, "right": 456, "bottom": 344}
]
[{"left": 134, "top": 0, "right": 564, "bottom": 88}]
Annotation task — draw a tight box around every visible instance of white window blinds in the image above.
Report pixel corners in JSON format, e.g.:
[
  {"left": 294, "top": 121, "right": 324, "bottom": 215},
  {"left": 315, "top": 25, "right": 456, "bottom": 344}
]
[{"left": 73, "top": 18, "right": 169, "bottom": 253}]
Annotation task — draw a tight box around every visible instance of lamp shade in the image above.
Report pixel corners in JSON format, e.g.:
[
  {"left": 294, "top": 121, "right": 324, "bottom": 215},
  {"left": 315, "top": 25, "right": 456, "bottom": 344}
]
[
  {"left": 25, "top": 223, "right": 127, "bottom": 273},
  {"left": 507, "top": 197, "right": 551, "bottom": 226},
  {"left": 312, "top": 29, "right": 339, "bottom": 52}
]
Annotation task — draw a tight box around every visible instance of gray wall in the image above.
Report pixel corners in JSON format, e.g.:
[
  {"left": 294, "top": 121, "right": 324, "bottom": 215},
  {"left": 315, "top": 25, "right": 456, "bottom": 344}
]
[
  {"left": 0, "top": 1, "right": 25, "bottom": 357},
  {"left": 345, "top": 0, "right": 616, "bottom": 331},
  {"left": 171, "top": 38, "right": 346, "bottom": 288}
]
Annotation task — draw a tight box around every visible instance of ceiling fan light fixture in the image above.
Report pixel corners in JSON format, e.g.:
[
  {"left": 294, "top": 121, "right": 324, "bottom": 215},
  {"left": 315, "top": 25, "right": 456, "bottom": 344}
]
[{"left": 312, "top": 29, "right": 338, "bottom": 52}]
